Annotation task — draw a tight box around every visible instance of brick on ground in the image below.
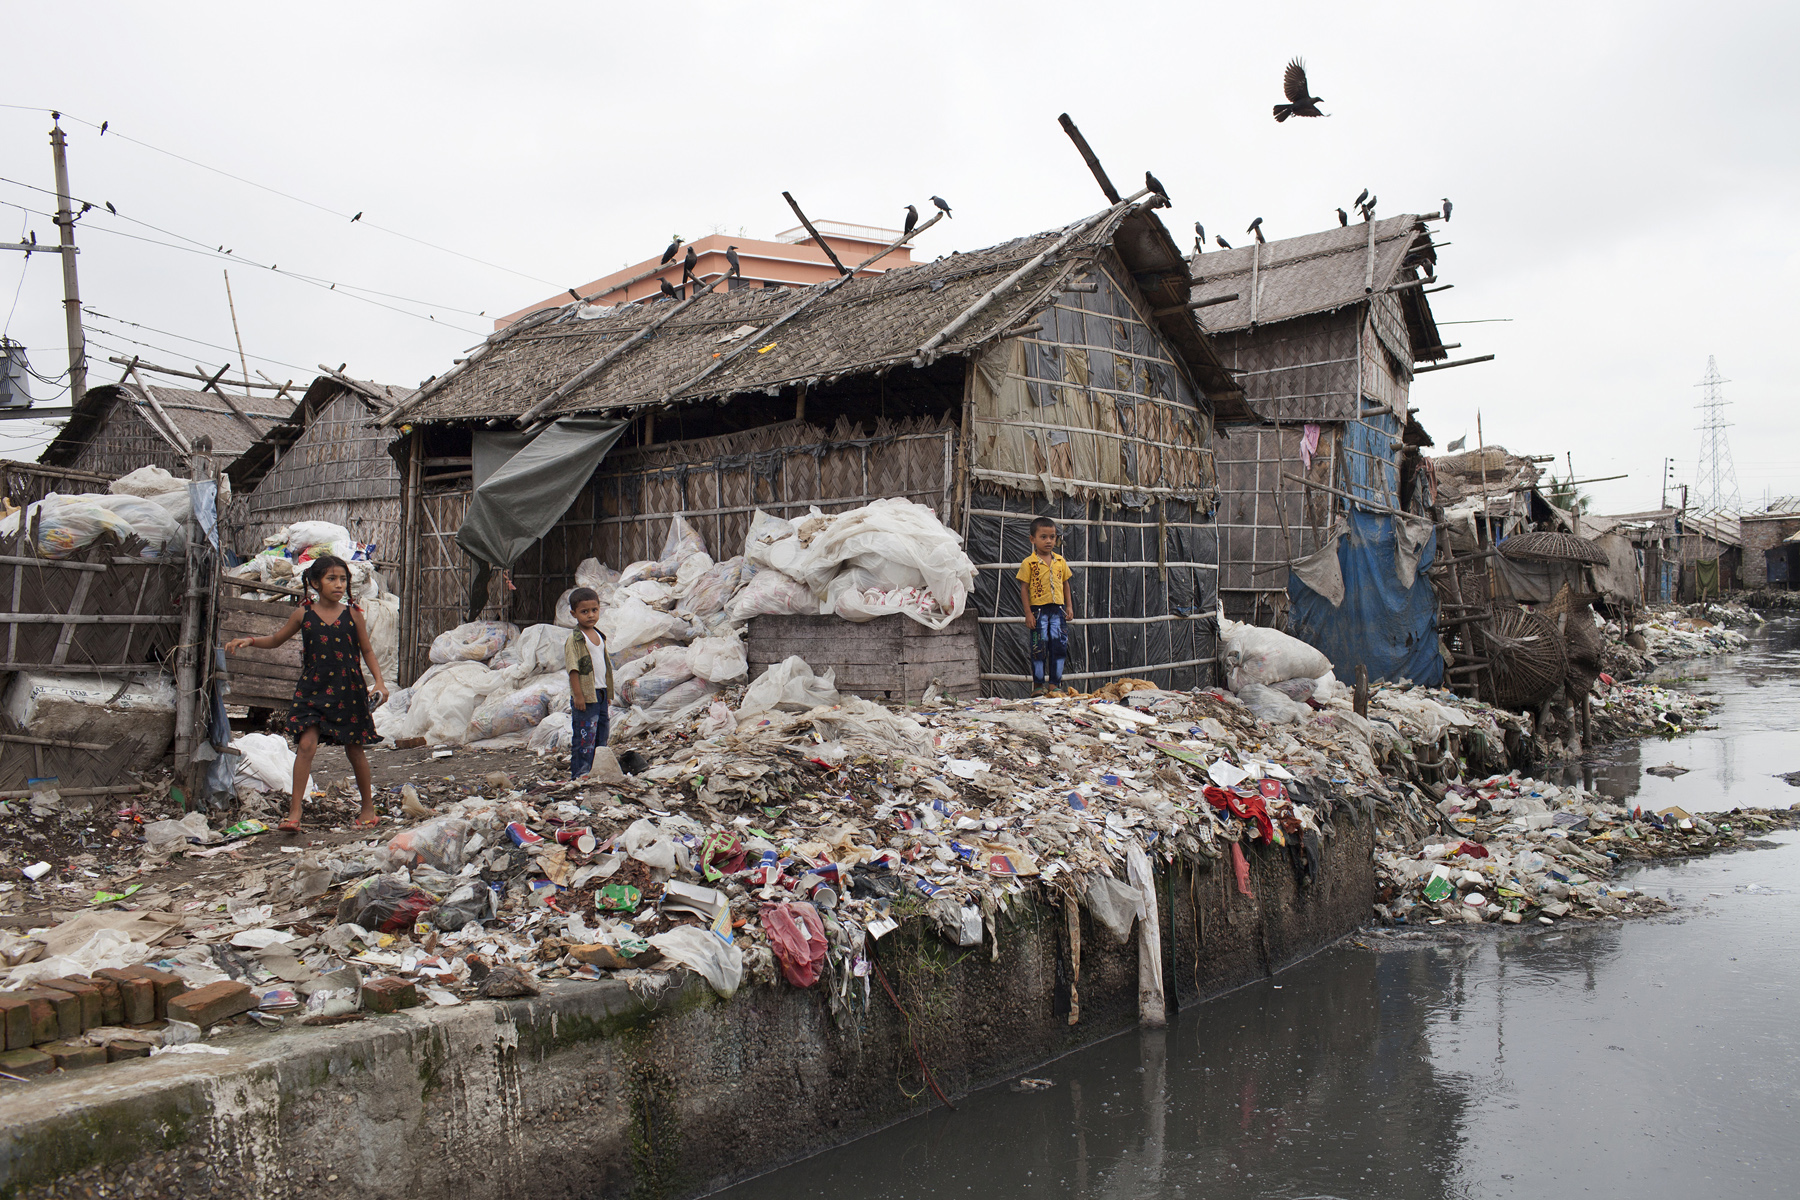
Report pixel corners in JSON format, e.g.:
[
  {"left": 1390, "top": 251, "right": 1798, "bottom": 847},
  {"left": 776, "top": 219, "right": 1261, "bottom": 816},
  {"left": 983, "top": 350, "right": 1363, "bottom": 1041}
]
[
  {"left": 360, "top": 977, "right": 420, "bottom": 1014},
  {"left": 81, "top": 974, "right": 124, "bottom": 1025},
  {"left": 119, "top": 966, "right": 187, "bottom": 1019},
  {"left": 165, "top": 981, "right": 254, "bottom": 1028},
  {"left": 94, "top": 970, "right": 155, "bottom": 1026},
  {"left": 0, "top": 1048, "right": 55, "bottom": 1077},
  {"left": 105, "top": 1040, "right": 153, "bottom": 1062},
  {"left": 0, "top": 994, "right": 34, "bottom": 1050},
  {"left": 43, "top": 1042, "right": 108, "bottom": 1070},
  {"left": 9, "top": 993, "right": 62, "bottom": 1045},
  {"left": 36, "top": 979, "right": 102, "bottom": 1030},
  {"left": 21, "top": 989, "right": 80, "bottom": 1041}
]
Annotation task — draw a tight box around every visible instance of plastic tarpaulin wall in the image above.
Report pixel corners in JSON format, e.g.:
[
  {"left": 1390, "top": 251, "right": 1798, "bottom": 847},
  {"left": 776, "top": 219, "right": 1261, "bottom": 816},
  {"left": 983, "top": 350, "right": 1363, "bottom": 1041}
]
[
  {"left": 457, "top": 417, "right": 629, "bottom": 569},
  {"left": 966, "top": 488, "right": 1218, "bottom": 695},
  {"left": 1286, "top": 511, "right": 1443, "bottom": 686}
]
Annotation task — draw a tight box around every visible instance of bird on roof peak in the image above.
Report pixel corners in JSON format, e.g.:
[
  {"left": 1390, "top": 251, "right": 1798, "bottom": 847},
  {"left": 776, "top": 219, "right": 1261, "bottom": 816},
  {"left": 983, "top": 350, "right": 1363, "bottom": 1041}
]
[
  {"left": 661, "top": 236, "right": 683, "bottom": 265},
  {"left": 1247, "top": 217, "right": 1265, "bottom": 244},
  {"left": 1215, "top": 234, "right": 1232, "bottom": 250},
  {"left": 1194, "top": 221, "right": 1205, "bottom": 255},
  {"left": 682, "top": 245, "right": 698, "bottom": 285},
  {"left": 725, "top": 245, "right": 741, "bottom": 278},
  {"left": 1145, "top": 171, "right": 1170, "bottom": 203},
  {"left": 1337, "top": 207, "right": 1349, "bottom": 227},
  {"left": 1273, "top": 58, "right": 1326, "bottom": 121},
  {"left": 659, "top": 279, "right": 680, "bottom": 302}
]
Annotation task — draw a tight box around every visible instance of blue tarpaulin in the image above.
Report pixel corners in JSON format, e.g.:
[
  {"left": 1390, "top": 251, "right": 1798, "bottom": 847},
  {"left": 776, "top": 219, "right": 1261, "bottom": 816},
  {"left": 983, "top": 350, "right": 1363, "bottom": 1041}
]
[{"left": 1286, "top": 508, "right": 1444, "bottom": 687}]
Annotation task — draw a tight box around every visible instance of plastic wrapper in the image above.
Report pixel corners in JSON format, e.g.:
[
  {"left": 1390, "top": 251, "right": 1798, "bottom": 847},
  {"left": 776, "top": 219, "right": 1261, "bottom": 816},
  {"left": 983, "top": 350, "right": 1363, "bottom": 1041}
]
[
  {"left": 688, "top": 632, "right": 748, "bottom": 683},
  {"left": 286, "top": 519, "right": 351, "bottom": 559},
  {"left": 624, "top": 648, "right": 694, "bottom": 707},
  {"left": 336, "top": 874, "right": 437, "bottom": 934},
  {"left": 1219, "top": 618, "right": 1332, "bottom": 690},
  {"left": 642, "top": 677, "right": 719, "bottom": 723},
  {"left": 656, "top": 513, "right": 708, "bottom": 576},
  {"left": 737, "top": 655, "right": 839, "bottom": 718},
  {"left": 143, "top": 811, "right": 221, "bottom": 850},
  {"left": 109, "top": 465, "right": 187, "bottom": 498},
  {"left": 761, "top": 902, "right": 828, "bottom": 987},
  {"left": 469, "top": 672, "right": 568, "bottom": 739},
  {"left": 677, "top": 555, "right": 747, "bottom": 618},
  {"left": 386, "top": 817, "right": 472, "bottom": 871},
  {"left": 423, "top": 882, "right": 494, "bottom": 932},
  {"left": 529, "top": 711, "right": 574, "bottom": 754},
  {"left": 428, "top": 620, "right": 518, "bottom": 665},
  {"left": 725, "top": 568, "right": 817, "bottom": 623},
  {"left": 1083, "top": 874, "right": 1141, "bottom": 943},
  {"left": 647, "top": 925, "right": 742, "bottom": 999},
  {"left": 490, "top": 623, "right": 569, "bottom": 681}
]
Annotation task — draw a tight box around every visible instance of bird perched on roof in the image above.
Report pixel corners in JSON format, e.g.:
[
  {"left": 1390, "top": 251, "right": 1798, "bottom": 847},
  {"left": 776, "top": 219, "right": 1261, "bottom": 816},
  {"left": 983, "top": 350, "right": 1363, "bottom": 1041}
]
[
  {"left": 1247, "top": 217, "right": 1265, "bottom": 244},
  {"left": 904, "top": 204, "right": 919, "bottom": 235},
  {"left": 931, "top": 195, "right": 953, "bottom": 219},
  {"left": 1145, "top": 171, "right": 1170, "bottom": 202},
  {"left": 659, "top": 279, "right": 681, "bottom": 302},
  {"left": 660, "top": 236, "right": 683, "bottom": 265},
  {"left": 1337, "top": 207, "right": 1348, "bottom": 227},
  {"left": 1352, "top": 189, "right": 1369, "bottom": 209},
  {"left": 1215, "top": 234, "right": 1232, "bottom": 250},
  {"left": 1194, "top": 221, "right": 1205, "bottom": 254},
  {"left": 682, "top": 245, "right": 697, "bottom": 285},
  {"left": 725, "top": 245, "right": 741, "bottom": 278},
  {"left": 1360, "top": 194, "right": 1378, "bottom": 220},
  {"left": 1273, "top": 59, "right": 1326, "bottom": 121},
  {"left": 1442, "top": 197, "right": 1453, "bottom": 222}
]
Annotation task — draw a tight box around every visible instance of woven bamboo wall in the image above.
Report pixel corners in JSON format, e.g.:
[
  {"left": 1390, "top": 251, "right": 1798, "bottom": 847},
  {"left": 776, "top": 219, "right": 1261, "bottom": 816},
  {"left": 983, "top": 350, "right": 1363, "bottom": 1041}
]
[
  {"left": 66, "top": 402, "right": 186, "bottom": 480},
  {"left": 1214, "top": 422, "right": 1338, "bottom": 623},
  {"left": 235, "top": 391, "right": 402, "bottom": 557},
  {"left": 1, "top": 460, "right": 118, "bottom": 508},
  {"left": 507, "top": 415, "right": 957, "bottom": 624},
  {"left": 1209, "top": 310, "right": 1360, "bottom": 423}
]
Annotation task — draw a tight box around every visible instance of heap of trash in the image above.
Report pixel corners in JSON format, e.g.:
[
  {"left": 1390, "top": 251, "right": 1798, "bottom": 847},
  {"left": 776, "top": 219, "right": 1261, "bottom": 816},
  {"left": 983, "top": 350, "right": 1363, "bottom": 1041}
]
[
  {"left": 0, "top": 464, "right": 220, "bottom": 560},
  {"left": 371, "top": 500, "right": 975, "bottom": 753}
]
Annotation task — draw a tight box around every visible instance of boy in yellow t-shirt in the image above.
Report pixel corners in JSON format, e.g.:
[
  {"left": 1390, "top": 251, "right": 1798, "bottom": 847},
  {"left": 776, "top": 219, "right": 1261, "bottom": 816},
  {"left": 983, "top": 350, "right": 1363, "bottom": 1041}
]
[{"left": 1017, "top": 516, "right": 1076, "bottom": 695}]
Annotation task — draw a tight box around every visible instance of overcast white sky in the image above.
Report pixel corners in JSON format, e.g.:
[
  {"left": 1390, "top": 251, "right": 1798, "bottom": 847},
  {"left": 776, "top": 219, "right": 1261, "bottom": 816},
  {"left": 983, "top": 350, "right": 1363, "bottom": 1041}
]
[{"left": 2, "top": 1, "right": 1794, "bottom": 514}]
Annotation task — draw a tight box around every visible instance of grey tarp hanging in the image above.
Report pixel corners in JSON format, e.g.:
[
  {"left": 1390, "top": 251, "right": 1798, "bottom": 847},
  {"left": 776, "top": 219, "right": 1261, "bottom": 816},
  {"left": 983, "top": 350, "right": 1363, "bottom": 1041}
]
[{"left": 457, "top": 417, "right": 629, "bottom": 568}]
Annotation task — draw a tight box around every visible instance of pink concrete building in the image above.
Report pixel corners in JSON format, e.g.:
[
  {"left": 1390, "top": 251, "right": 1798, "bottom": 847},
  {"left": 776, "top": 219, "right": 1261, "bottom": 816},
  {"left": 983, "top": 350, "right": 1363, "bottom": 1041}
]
[{"left": 496, "top": 221, "right": 913, "bottom": 328}]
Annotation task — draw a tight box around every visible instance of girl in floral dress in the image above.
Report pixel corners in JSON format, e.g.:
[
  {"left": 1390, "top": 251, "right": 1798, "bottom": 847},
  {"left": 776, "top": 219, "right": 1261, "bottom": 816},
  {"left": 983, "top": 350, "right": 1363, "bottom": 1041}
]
[{"left": 226, "top": 555, "right": 388, "bottom": 830}]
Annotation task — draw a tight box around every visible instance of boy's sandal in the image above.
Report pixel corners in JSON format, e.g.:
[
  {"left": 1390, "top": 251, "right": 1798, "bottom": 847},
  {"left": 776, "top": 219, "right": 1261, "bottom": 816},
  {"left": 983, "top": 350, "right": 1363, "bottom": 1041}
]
[
  {"left": 277, "top": 818, "right": 302, "bottom": 833},
  {"left": 353, "top": 815, "right": 381, "bottom": 828}
]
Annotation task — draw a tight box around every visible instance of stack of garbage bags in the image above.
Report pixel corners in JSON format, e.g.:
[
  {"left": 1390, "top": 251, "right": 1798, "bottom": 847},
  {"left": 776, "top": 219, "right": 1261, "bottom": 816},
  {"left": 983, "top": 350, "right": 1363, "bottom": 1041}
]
[
  {"left": 0, "top": 464, "right": 222, "bottom": 560},
  {"left": 378, "top": 499, "right": 975, "bottom": 750}
]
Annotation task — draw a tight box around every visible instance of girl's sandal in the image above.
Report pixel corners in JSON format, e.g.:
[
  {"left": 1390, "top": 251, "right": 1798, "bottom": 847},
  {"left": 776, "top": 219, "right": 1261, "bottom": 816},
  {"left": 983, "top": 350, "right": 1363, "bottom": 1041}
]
[
  {"left": 353, "top": 815, "right": 381, "bottom": 829},
  {"left": 277, "top": 818, "right": 302, "bottom": 833}
]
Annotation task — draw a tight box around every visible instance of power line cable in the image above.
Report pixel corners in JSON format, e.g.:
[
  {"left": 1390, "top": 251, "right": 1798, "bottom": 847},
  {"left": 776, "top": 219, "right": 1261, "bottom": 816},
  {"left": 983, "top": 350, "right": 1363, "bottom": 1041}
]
[
  {"left": 1, "top": 105, "right": 560, "bottom": 287},
  {"left": 83, "top": 310, "right": 316, "bottom": 375}
]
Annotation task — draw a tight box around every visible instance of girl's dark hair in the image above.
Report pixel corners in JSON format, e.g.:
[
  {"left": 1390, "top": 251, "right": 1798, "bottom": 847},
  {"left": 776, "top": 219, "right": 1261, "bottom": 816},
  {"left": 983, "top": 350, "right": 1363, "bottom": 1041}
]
[
  {"left": 303, "top": 555, "right": 354, "bottom": 601},
  {"left": 568, "top": 586, "right": 600, "bottom": 609}
]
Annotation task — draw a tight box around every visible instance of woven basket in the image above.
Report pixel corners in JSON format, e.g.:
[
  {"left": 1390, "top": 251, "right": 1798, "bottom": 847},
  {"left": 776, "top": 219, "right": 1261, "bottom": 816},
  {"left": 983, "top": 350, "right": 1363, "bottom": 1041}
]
[
  {"left": 1499, "top": 530, "right": 1609, "bottom": 565},
  {"left": 1474, "top": 606, "right": 1568, "bottom": 711}
]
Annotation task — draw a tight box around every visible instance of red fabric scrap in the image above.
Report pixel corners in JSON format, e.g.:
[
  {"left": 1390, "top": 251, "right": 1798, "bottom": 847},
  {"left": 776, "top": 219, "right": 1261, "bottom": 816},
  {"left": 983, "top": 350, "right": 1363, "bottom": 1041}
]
[
  {"left": 1231, "top": 842, "right": 1253, "bottom": 897},
  {"left": 1203, "top": 785, "right": 1276, "bottom": 843},
  {"left": 760, "top": 901, "right": 828, "bottom": 988}
]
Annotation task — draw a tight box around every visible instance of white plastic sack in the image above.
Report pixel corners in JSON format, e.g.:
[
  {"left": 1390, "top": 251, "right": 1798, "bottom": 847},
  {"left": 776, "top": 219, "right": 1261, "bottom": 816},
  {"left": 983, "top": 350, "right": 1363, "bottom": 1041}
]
[
  {"left": 657, "top": 514, "right": 708, "bottom": 576},
  {"left": 380, "top": 661, "right": 508, "bottom": 744},
  {"left": 793, "top": 499, "right": 973, "bottom": 629},
  {"left": 743, "top": 509, "right": 805, "bottom": 574},
  {"left": 725, "top": 569, "right": 817, "bottom": 623},
  {"left": 232, "top": 732, "right": 314, "bottom": 795},
  {"left": 1219, "top": 617, "right": 1332, "bottom": 690},
  {"left": 286, "top": 520, "right": 351, "bottom": 558},
  {"left": 678, "top": 555, "right": 747, "bottom": 619},
  {"left": 737, "top": 656, "right": 839, "bottom": 718},
  {"left": 1084, "top": 874, "right": 1140, "bottom": 943},
  {"left": 554, "top": 589, "right": 577, "bottom": 628},
  {"left": 469, "top": 672, "right": 568, "bottom": 740},
  {"left": 625, "top": 647, "right": 693, "bottom": 707},
  {"left": 143, "top": 811, "right": 222, "bottom": 849},
  {"left": 491, "top": 623, "right": 569, "bottom": 681},
  {"left": 529, "top": 711, "right": 574, "bottom": 754},
  {"left": 428, "top": 620, "right": 518, "bottom": 665},
  {"left": 648, "top": 925, "right": 743, "bottom": 999},
  {"left": 575, "top": 557, "right": 617, "bottom": 591},
  {"left": 1238, "top": 682, "right": 1313, "bottom": 725},
  {"left": 674, "top": 552, "right": 715, "bottom": 593},
  {"left": 688, "top": 632, "right": 748, "bottom": 683},
  {"left": 600, "top": 596, "right": 676, "bottom": 651},
  {"left": 110, "top": 465, "right": 187, "bottom": 498},
  {"left": 641, "top": 677, "right": 719, "bottom": 723},
  {"left": 362, "top": 593, "right": 400, "bottom": 689}
]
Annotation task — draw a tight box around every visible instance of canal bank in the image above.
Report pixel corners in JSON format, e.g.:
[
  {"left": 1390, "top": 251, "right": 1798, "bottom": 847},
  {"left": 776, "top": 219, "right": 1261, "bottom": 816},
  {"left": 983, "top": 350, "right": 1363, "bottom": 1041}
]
[{"left": 0, "top": 814, "right": 1373, "bottom": 1200}]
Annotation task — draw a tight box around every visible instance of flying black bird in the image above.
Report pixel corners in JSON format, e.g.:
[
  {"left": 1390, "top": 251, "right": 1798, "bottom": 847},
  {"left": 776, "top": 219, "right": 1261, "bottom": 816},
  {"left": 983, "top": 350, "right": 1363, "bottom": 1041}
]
[
  {"left": 1145, "top": 171, "right": 1170, "bottom": 202},
  {"left": 659, "top": 279, "right": 681, "bottom": 301},
  {"left": 1337, "top": 207, "right": 1348, "bottom": 227},
  {"left": 1247, "top": 217, "right": 1265, "bottom": 244},
  {"left": 1273, "top": 58, "right": 1326, "bottom": 122},
  {"left": 725, "top": 245, "right": 741, "bottom": 278},
  {"left": 351, "top": 211, "right": 363, "bottom": 223},
  {"left": 1352, "top": 188, "right": 1369, "bottom": 209},
  {"left": 1215, "top": 234, "right": 1232, "bottom": 250},
  {"left": 660, "top": 236, "right": 683, "bottom": 265},
  {"left": 931, "top": 195, "right": 953, "bottom": 219},
  {"left": 904, "top": 204, "right": 919, "bottom": 235},
  {"left": 1442, "top": 197, "right": 1453, "bottom": 222},
  {"left": 682, "top": 245, "right": 697, "bottom": 284}
]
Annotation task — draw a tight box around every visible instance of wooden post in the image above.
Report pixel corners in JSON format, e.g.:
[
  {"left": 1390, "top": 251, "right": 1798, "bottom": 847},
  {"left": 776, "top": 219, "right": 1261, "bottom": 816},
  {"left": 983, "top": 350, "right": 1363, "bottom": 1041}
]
[
  {"left": 126, "top": 362, "right": 194, "bottom": 456},
  {"left": 222, "top": 270, "right": 252, "bottom": 403},
  {"left": 396, "top": 433, "right": 423, "bottom": 684},
  {"left": 194, "top": 361, "right": 264, "bottom": 437},
  {"left": 172, "top": 445, "right": 214, "bottom": 792},
  {"left": 781, "top": 192, "right": 850, "bottom": 276},
  {"left": 1057, "top": 114, "right": 1123, "bottom": 203},
  {"left": 1353, "top": 664, "right": 1369, "bottom": 716}
]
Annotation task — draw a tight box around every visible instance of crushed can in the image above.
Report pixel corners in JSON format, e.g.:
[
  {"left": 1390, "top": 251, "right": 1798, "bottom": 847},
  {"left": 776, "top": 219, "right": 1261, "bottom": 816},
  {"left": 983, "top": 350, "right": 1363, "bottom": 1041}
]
[{"left": 506, "top": 822, "right": 542, "bottom": 847}]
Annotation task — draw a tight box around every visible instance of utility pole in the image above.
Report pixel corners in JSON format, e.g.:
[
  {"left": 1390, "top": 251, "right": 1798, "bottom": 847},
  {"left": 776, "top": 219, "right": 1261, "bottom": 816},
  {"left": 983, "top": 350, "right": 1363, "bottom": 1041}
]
[{"left": 49, "top": 115, "right": 86, "bottom": 406}]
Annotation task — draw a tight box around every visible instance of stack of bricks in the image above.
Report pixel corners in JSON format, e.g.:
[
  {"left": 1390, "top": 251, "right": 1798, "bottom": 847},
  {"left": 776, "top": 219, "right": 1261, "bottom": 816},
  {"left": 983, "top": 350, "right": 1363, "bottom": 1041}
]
[{"left": 0, "top": 968, "right": 254, "bottom": 1080}]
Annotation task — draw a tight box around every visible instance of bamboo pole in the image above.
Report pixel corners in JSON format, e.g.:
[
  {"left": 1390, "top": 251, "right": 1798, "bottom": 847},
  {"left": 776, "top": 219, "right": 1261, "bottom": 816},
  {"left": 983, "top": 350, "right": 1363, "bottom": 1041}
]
[
  {"left": 193, "top": 361, "right": 265, "bottom": 437},
  {"left": 172, "top": 445, "right": 212, "bottom": 787},
  {"left": 125, "top": 362, "right": 194, "bottom": 456},
  {"left": 223, "top": 270, "right": 252, "bottom": 403},
  {"left": 1413, "top": 354, "right": 1495, "bottom": 373},
  {"left": 781, "top": 192, "right": 849, "bottom": 276},
  {"left": 1057, "top": 114, "right": 1123, "bottom": 203},
  {"left": 1150, "top": 293, "right": 1239, "bottom": 317},
  {"left": 104, "top": 355, "right": 286, "bottom": 391}
]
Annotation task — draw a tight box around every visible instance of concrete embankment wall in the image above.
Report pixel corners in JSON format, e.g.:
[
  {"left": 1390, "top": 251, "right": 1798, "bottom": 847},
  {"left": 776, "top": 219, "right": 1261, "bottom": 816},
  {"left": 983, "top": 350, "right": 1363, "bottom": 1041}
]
[{"left": 0, "top": 815, "right": 1371, "bottom": 1200}]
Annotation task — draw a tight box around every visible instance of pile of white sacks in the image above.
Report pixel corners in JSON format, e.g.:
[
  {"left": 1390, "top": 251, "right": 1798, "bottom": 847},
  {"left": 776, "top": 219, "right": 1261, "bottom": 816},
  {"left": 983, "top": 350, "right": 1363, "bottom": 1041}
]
[{"left": 373, "top": 499, "right": 975, "bottom": 753}]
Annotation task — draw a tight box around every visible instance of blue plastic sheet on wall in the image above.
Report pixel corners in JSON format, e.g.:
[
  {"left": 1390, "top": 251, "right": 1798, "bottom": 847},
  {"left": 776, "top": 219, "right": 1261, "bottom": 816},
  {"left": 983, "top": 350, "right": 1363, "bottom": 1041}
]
[{"left": 1286, "top": 510, "right": 1443, "bottom": 686}]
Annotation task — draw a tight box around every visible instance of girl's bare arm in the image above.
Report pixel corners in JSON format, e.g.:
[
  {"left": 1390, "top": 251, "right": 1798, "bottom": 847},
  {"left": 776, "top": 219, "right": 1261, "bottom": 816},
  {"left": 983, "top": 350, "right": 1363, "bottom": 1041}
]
[{"left": 225, "top": 607, "right": 304, "bottom": 652}]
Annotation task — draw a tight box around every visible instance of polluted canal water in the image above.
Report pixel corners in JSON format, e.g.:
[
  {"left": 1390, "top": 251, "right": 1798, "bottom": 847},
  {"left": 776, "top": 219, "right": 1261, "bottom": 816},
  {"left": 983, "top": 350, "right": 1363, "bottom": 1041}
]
[{"left": 710, "top": 619, "right": 1800, "bottom": 1200}]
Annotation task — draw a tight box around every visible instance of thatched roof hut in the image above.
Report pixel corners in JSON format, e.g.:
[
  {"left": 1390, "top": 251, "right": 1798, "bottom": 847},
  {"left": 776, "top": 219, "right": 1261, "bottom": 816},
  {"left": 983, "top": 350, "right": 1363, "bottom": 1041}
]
[
  {"left": 386, "top": 198, "right": 1243, "bottom": 694},
  {"left": 38, "top": 378, "right": 283, "bottom": 479}
]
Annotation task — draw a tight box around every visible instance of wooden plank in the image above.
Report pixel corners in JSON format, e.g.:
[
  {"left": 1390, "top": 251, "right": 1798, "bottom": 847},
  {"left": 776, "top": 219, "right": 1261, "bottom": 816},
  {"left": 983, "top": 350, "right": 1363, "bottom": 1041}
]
[
  {"left": 220, "top": 595, "right": 300, "bottom": 618},
  {"left": 0, "top": 614, "right": 182, "bottom": 625},
  {"left": 221, "top": 654, "right": 303, "bottom": 682}
]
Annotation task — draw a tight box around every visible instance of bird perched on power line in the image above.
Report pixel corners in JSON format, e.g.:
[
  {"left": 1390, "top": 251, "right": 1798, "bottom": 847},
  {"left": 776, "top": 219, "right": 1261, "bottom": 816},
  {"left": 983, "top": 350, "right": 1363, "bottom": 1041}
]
[
  {"left": 1145, "top": 171, "right": 1170, "bottom": 202},
  {"left": 1442, "top": 197, "right": 1453, "bottom": 222},
  {"left": 904, "top": 204, "right": 919, "bottom": 235},
  {"left": 1273, "top": 58, "right": 1326, "bottom": 121},
  {"left": 1215, "top": 234, "right": 1232, "bottom": 250},
  {"left": 660, "top": 279, "right": 681, "bottom": 302},
  {"left": 661, "top": 236, "right": 683, "bottom": 265},
  {"left": 1337, "top": 207, "right": 1348, "bottom": 227},
  {"left": 104, "top": 201, "right": 116, "bottom": 215},
  {"left": 1247, "top": 217, "right": 1265, "bottom": 243},
  {"left": 931, "top": 195, "right": 953, "bottom": 219},
  {"left": 682, "top": 245, "right": 697, "bottom": 285},
  {"left": 99, "top": 120, "right": 108, "bottom": 135},
  {"left": 726, "top": 245, "right": 741, "bottom": 278},
  {"left": 1352, "top": 189, "right": 1369, "bottom": 210},
  {"left": 351, "top": 212, "right": 363, "bottom": 223}
]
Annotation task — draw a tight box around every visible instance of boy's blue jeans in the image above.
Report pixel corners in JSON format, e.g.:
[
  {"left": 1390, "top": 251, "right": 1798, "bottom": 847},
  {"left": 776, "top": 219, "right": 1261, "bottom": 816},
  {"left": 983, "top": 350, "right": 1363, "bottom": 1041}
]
[
  {"left": 1031, "top": 605, "right": 1069, "bottom": 686},
  {"left": 571, "top": 698, "right": 609, "bottom": 778}
]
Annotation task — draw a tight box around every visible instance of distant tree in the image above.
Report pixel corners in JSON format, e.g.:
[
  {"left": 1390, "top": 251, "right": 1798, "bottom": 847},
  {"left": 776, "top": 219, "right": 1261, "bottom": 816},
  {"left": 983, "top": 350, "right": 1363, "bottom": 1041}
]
[{"left": 1545, "top": 473, "right": 1590, "bottom": 515}]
